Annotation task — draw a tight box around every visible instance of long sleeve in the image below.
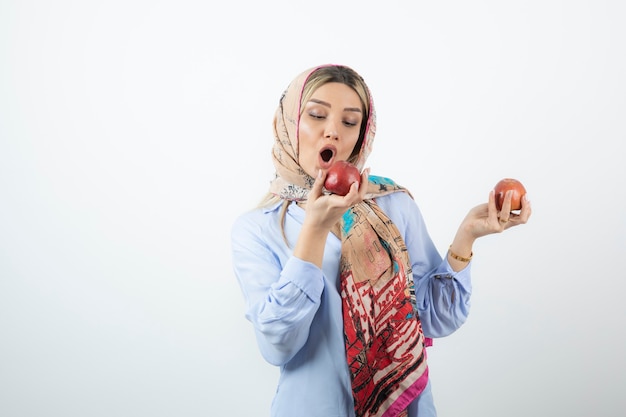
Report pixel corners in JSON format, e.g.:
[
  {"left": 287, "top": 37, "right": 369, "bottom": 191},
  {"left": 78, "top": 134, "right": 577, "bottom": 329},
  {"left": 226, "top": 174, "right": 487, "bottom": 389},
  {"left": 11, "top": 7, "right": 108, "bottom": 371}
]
[
  {"left": 376, "top": 192, "right": 472, "bottom": 338},
  {"left": 231, "top": 203, "right": 356, "bottom": 416},
  {"left": 231, "top": 206, "right": 325, "bottom": 366}
]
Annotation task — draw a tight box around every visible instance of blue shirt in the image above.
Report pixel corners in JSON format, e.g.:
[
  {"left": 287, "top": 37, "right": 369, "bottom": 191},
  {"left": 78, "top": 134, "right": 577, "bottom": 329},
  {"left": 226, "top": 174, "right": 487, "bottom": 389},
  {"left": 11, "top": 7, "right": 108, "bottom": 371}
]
[{"left": 231, "top": 190, "right": 472, "bottom": 417}]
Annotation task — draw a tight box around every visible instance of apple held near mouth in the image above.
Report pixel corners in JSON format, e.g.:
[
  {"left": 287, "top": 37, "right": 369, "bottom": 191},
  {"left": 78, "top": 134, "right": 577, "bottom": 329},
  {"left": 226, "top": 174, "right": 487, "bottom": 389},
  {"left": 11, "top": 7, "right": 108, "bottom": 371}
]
[
  {"left": 324, "top": 161, "right": 361, "bottom": 196},
  {"left": 494, "top": 178, "right": 526, "bottom": 211}
]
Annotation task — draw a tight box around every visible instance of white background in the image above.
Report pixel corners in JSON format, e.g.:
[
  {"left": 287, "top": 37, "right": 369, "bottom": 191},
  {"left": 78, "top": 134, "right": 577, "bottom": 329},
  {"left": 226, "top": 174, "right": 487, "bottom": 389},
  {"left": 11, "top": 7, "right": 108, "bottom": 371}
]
[{"left": 1, "top": 1, "right": 625, "bottom": 416}]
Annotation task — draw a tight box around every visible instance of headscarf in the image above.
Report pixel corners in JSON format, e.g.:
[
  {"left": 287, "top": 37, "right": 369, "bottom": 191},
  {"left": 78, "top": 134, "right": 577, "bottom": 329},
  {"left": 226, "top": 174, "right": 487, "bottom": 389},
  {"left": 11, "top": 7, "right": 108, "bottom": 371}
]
[
  {"left": 269, "top": 64, "right": 429, "bottom": 417},
  {"left": 269, "top": 64, "right": 375, "bottom": 199}
]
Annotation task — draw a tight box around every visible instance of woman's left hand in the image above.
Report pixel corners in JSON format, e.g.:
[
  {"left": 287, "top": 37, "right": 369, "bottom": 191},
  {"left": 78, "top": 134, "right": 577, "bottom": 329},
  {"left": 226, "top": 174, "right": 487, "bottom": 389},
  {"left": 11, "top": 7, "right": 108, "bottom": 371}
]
[{"left": 463, "top": 190, "right": 532, "bottom": 239}]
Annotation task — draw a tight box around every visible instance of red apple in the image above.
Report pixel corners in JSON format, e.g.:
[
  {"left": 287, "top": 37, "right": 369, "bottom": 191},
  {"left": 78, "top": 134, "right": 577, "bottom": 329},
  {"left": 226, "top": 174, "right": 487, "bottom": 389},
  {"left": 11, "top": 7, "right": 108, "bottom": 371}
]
[
  {"left": 494, "top": 178, "right": 526, "bottom": 211},
  {"left": 324, "top": 161, "right": 361, "bottom": 196}
]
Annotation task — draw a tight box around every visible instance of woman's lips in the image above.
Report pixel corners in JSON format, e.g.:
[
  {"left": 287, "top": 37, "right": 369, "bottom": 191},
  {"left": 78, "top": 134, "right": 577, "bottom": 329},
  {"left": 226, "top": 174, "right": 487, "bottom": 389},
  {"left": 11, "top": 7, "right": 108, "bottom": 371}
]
[{"left": 318, "top": 145, "right": 337, "bottom": 169}]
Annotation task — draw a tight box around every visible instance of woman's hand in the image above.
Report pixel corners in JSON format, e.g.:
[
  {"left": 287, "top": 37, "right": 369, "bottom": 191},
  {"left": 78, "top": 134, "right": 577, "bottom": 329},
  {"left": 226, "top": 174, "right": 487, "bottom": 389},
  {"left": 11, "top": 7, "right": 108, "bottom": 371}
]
[
  {"left": 464, "top": 189, "right": 532, "bottom": 239},
  {"left": 448, "top": 190, "right": 532, "bottom": 271},
  {"left": 293, "top": 168, "right": 369, "bottom": 268},
  {"left": 303, "top": 168, "right": 370, "bottom": 232}
]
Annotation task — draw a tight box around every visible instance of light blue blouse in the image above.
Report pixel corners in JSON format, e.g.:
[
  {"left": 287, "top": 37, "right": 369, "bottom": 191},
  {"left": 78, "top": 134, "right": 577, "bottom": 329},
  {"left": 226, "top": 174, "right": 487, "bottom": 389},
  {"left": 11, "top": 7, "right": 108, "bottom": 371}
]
[{"left": 231, "top": 190, "right": 472, "bottom": 417}]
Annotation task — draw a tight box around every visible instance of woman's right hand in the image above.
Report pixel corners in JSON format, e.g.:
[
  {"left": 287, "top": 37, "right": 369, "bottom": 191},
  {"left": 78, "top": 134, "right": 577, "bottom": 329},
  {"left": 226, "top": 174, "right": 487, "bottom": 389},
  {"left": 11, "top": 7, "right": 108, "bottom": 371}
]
[
  {"left": 304, "top": 168, "right": 370, "bottom": 231},
  {"left": 293, "top": 168, "right": 369, "bottom": 267}
]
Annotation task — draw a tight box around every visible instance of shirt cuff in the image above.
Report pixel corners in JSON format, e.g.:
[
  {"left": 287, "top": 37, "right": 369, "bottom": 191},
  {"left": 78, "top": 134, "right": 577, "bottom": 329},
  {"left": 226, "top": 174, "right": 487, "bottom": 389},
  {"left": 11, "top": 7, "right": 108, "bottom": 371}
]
[
  {"left": 282, "top": 256, "right": 325, "bottom": 301},
  {"left": 438, "top": 257, "right": 472, "bottom": 293}
]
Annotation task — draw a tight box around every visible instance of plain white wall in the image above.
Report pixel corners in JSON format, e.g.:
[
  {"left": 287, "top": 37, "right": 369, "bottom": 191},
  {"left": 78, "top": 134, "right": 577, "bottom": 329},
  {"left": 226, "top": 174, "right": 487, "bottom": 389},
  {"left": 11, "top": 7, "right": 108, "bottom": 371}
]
[{"left": 1, "top": 1, "right": 625, "bottom": 416}]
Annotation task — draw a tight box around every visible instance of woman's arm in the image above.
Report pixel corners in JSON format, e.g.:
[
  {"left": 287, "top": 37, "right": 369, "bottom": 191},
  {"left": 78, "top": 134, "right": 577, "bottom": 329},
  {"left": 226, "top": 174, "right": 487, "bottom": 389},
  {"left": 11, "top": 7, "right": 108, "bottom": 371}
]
[
  {"left": 231, "top": 212, "right": 324, "bottom": 366},
  {"left": 383, "top": 188, "right": 531, "bottom": 338},
  {"left": 378, "top": 192, "right": 472, "bottom": 338},
  {"left": 231, "top": 170, "right": 370, "bottom": 365}
]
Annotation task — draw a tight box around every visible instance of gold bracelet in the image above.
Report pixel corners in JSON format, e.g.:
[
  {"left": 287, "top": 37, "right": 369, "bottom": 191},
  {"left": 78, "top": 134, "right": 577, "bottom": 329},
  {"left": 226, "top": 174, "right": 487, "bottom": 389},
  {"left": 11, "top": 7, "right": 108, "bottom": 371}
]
[{"left": 448, "top": 245, "right": 473, "bottom": 262}]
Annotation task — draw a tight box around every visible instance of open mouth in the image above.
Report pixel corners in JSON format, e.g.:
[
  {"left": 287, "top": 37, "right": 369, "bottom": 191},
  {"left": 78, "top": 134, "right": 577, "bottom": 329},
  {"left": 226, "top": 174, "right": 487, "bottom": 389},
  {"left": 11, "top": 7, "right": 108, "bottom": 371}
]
[
  {"left": 319, "top": 146, "right": 336, "bottom": 169},
  {"left": 321, "top": 148, "right": 334, "bottom": 162}
]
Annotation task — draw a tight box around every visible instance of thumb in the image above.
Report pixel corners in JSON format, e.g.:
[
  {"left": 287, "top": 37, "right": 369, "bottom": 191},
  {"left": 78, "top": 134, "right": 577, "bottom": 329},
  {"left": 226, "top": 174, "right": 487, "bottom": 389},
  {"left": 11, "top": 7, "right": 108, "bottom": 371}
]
[{"left": 309, "top": 169, "right": 325, "bottom": 199}]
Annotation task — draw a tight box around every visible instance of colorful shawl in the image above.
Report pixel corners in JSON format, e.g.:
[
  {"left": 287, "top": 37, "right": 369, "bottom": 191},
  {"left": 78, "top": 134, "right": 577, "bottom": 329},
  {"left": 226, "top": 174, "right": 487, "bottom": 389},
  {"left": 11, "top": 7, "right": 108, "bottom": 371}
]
[{"left": 269, "top": 65, "right": 429, "bottom": 417}]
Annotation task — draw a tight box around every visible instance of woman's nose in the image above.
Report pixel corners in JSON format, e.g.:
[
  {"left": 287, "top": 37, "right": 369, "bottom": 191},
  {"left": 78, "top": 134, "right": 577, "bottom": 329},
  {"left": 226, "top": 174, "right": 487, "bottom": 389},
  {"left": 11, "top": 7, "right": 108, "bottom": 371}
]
[{"left": 324, "top": 120, "right": 339, "bottom": 139}]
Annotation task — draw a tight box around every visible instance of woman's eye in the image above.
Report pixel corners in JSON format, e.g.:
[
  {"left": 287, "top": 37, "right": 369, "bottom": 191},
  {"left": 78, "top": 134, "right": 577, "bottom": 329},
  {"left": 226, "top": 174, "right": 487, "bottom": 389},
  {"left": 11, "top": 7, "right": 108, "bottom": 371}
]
[
  {"left": 343, "top": 120, "right": 358, "bottom": 127},
  {"left": 308, "top": 112, "right": 325, "bottom": 119}
]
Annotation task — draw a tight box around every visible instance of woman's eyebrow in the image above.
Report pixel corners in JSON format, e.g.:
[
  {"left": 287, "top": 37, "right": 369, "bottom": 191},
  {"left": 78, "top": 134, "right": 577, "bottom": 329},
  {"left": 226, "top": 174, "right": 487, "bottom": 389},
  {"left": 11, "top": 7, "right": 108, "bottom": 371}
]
[{"left": 309, "top": 98, "right": 362, "bottom": 113}]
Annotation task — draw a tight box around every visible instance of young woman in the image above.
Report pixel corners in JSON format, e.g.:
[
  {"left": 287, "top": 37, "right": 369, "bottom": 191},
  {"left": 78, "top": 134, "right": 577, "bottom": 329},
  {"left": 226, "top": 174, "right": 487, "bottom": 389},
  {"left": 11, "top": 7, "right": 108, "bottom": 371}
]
[{"left": 231, "top": 64, "right": 531, "bottom": 417}]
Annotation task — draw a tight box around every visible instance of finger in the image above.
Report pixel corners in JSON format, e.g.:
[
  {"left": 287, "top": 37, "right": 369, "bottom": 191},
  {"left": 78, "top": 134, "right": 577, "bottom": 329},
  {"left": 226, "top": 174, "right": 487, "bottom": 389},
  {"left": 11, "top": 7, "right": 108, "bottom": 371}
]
[
  {"left": 487, "top": 191, "right": 500, "bottom": 223},
  {"left": 507, "top": 195, "right": 531, "bottom": 225},
  {"left": 517, "top": 194, "right": 532, "bottom": 222},
  {"left": 342, "top": 167, "right": 368, "bottom": 201},
  {"left": 309, "top": 169, "right": 325, "bottom": 199},
  {"left": 500, "top": 190, "right": 513, "bottom": 215},
  {"left": 495, "top": 190, "right": 512, "bottom": 223},
  {"left": 346, "top": 182, "right": 359, "bottom": 198},
  {"left": 343, "top": 180, "right": 361, "bottom": 203}
]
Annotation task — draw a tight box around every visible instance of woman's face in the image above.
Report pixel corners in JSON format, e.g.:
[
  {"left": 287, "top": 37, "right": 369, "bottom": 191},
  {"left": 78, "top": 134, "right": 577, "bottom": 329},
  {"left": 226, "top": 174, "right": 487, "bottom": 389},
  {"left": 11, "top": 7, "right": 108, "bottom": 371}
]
[{"left": 298, "top": 82, "right": 364, "bottom": 178}]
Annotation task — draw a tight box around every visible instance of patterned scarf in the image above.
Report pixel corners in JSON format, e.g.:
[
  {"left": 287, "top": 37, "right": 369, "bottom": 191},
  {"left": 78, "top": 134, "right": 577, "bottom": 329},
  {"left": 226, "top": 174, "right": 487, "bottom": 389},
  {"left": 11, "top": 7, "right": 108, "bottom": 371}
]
[{"left": 269, "top": 65, "right": 429, "bottom": 417}]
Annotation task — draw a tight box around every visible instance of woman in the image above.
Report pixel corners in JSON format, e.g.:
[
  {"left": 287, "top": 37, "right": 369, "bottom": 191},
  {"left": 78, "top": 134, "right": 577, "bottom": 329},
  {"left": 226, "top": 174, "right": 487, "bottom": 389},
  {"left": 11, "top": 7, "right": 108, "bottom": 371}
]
[{"left": 231, "top": 64, "right": 531, "bottom": 417}]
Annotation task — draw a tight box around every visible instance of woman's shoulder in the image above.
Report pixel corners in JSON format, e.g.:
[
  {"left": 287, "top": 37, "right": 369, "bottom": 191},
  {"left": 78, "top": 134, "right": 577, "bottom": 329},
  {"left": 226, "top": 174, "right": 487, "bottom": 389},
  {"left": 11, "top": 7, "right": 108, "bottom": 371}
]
[
  {"left": 231, "top": 201, "right": 282, "bottom": 235},
  {"left": 375, "top": 190, "right": 416, "bottom": 214}
]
